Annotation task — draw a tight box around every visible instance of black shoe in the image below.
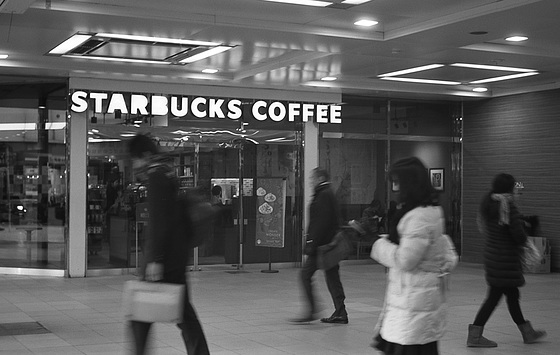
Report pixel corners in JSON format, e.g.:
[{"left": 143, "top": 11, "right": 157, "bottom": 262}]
[{"left": 320, "top": 316, "right": 348, "bottom": 324}]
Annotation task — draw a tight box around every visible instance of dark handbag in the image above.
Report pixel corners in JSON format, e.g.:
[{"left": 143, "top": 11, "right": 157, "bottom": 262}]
[{"left": 317, "top": 230, "right": 353, "bottom": 270}]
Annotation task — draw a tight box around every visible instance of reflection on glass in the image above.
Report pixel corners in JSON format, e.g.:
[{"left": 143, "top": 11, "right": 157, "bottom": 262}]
[{"left": 0, "top": 107, "right": 67, "bottom": 269}]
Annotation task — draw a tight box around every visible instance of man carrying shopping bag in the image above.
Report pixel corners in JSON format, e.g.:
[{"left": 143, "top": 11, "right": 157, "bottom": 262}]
[{"left": 127, "top": 134, "right": 210, "bottom": 355}]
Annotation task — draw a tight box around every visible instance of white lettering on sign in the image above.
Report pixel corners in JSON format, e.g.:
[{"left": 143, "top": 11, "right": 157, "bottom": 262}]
[
  {"left": 70, "top": 91, "right": 342, "bottom": 124},
  {"left": 107, "top": 93, "right": 127, "bottom": 114},
  {"left": 131, "top": 94, "right": 149, "bottom": 115},
  {"left": 227, "top": 99, "right": 242, "bottom": 120},
  {"left": 209, "top": 98, "right": 225, "bottom": 118},
  {"left": 171, "top": 96, "right": 188, "bottom": 117},
  {"left": 191, "top": 97, "right": 206, "bottom": 118},
  {"left": 252, "top": 100, "right": 267, "bottom": 121}
]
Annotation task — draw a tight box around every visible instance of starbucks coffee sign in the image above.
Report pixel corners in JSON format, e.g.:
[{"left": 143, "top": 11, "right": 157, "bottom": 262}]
[{"left": 71, "top": 91, "right": 342, "bottom": 124}]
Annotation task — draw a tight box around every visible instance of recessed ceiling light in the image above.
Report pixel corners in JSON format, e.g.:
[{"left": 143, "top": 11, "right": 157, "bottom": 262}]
[
  {"left": 354, "top": 19, "right": 378, "bottom": 27},
  {"left": 321, "top": 76, "right": 337, "bottom": 81},
  {"left": 202, "top": 69, "right": 219, "bottom": 74},
  {"left": 261, "top": 0, "right": 331, "bottom": 7},
  {"left": 472, "top": 87, "right": 488, "bottom": 92},
  {"left": 343, "top": 0, "right": 371, "bottom": 4},
  {"left": 0, "top": 54, "right": 8, "bottom": 59},
  {"left": 506, "top": 36, "right": 528, "bottom": 42}
]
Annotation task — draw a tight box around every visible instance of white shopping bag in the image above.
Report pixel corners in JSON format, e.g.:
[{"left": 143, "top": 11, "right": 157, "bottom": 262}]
[{"left": 122, "top": 280, "right": 185, "bottom": 323}]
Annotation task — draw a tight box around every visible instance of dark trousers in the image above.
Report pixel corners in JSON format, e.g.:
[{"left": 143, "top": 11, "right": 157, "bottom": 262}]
[
  {"left": 130, "top": 277, "right": 210, "bottom": 355},
  {"left": 301, "top": 254, "right": 347, "bottom": 317},
  {"left": 473, "top": 286, "right": 525, "bottom": 326}
]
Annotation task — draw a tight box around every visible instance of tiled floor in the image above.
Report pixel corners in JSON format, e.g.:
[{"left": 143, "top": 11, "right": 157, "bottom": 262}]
[{"left": 0, "top": 262, "right": 558, "bottom": 354}]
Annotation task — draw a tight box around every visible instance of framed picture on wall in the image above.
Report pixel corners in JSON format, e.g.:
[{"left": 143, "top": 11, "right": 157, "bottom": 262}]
[{"left": 429, "top": 168, "right": 444, "bottom": 191}]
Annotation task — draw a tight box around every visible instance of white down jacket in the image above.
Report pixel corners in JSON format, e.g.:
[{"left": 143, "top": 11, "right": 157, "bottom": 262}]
[{"left": 370, "top": 206, "right": 458, "bottom": 345}]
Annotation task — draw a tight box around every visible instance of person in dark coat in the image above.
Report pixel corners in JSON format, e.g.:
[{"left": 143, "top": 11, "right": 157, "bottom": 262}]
[
  {"left": 467, "top": 173, "right": 546, "bottom": 347},
  {"left": 127, "top": 134, "right": 210, "bottom": 355},
  {"left": 292, "top": 168, "right": 348, "bottom": 324}
]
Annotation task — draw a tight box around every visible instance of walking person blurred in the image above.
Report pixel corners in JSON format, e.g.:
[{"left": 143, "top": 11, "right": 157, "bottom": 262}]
[
  {"left": 370, "top": 157, "right": 458, "bottom": 355},
  {"left": 127, "top": 134, "right": 210, "bottom": 355},
  {"left": 467, "top": 173, "right": 546, "bottom": 347},
  {"left": 292, "top": 168, "right": 348, "bottom": 324}
]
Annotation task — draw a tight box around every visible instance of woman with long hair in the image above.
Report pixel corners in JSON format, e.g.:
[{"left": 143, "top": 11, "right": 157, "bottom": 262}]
[
  {"left": 467, "top": 173, "right": 546, "bottom": 347},
  {"left": 370, "top": 157, "right": 458, "bottom": 355}
]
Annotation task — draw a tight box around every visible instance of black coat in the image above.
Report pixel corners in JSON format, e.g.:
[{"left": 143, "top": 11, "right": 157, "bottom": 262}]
[
  {"left": 144, "top": 164, "right": 190, "bottom": 284},
  {"left": 305, "top": 182, "right": 341, "bottom": 255},
  {"left": 482, "top": 198, "right": 527, "bottom": 288}
]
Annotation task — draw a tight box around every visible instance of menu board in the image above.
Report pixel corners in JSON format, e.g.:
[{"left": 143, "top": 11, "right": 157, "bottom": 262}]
[{"left": 255, "top": 178, "right": 286, "bottom": 248}]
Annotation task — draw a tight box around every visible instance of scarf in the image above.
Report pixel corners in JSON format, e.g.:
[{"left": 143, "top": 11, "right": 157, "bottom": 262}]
[{"left": 490, "top": 193, "right": 513, "bottom": 225}]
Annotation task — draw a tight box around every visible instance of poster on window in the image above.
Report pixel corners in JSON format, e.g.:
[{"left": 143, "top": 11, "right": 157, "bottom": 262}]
[{"left": 255, "top": 178, "right": 286, "bottom": 248}]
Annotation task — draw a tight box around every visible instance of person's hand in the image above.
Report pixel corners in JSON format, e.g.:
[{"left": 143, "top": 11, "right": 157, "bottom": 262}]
[{"left": 145, "top": 262, "right": 163, "bottom": 281}]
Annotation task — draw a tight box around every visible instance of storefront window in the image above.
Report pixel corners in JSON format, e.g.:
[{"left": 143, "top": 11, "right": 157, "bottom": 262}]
[
  {"left": 82, "top": 92, "right": 305, "bottom": 270},
  {"left": 319, "top": 97, "right": 463, "bottom": 257},
  {"left": 0, "top": 103, "right": 68, "bottom": 270}
]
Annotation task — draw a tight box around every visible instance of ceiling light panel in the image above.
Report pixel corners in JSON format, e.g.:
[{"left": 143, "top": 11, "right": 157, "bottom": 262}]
[
  {"left": 95, "top": 33, "right": 221, "bottom": 47},
  {"left": 342, "top": 0, "right": 371, "bottom": 4},
  {"left": 450, "top": 63, "right": 536, "bottom": 72},
  {"left": 62, "top": 55, "right": 171, "bottom": 65},
  {"left": 179, "top": 46, "right": 233, "bottom": 64},
  {"left": 380, "top": 77, "right": 461, "bottom": 85},
  {"left": 469, "top": 72, "right": 539, "bottom": 84},
  {"left": 376, "top": 62, "right": 540, "bottom": 88},
  {"left": 505, "top": 36, "right": 528, "bottom": 42},
  {"left": 48, "top": 32, "right": 233, "bottom": 65},
  {"left": 48, "top": 34, "right": 92, "bottom": 55},
  {"left": 354, "top": 19, "right": 378, "bottom": 27},
  {"left": 379, "top": 64, "right": 445, "bottom": 77},
  {"left": 261, "top": 0, "right": 332, "bottom": 7}
]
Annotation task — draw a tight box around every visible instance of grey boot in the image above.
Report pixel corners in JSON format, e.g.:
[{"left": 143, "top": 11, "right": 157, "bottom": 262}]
[
  {"left": 518, "top": 321, "right": 547, "bottom": 344},
  {"left": 467, "top": 324, "right": 498, "bottom": 347}
]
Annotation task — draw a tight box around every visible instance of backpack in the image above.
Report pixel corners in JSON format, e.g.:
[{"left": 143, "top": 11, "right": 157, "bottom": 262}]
[{"left": 177, "top": 189, "right": 218, "bottom": 248}]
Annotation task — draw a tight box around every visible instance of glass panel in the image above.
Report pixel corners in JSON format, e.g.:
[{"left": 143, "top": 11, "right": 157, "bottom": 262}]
[
  {"left": 0, "top": 107, "right": 67, "bottom": 269},
  {"left": 318, "top": 98, "right": 388, "bottom": 259},
  {"left": 318, "top": 97, "right": 463, "bottom": 258},
  {"left": 388, "top": 100, "right": 463, "bottom": 246}
]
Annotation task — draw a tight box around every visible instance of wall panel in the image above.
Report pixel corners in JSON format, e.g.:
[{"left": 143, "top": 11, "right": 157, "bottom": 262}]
[{"left": 463, "top": 89, "right": 560, "bottom": 271}]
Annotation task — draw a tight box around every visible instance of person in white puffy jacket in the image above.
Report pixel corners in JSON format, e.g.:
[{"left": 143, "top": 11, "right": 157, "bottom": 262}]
[{"left": 370, "top": 157, "right": 458, "bottom": 355}]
